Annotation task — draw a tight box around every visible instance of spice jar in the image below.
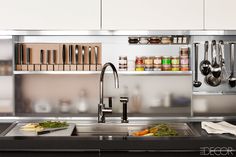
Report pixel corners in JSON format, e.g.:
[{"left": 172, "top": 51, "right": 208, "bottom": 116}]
[
  {"left": 180, "top": 56, "right": 189, "bottom": 65},
  {"left": 162, "top": 56, "right": 171, "bottom": 65},
  {"left": 139, "top": 37, "right": 149, "bottom": 44},
  {"left": 173, "top": 36, "right": 178, "bottom": 44},
  {"left": 119, "top": 56, "right": 128, "bottom": 71},
  {"left": 128, "top": 37, "right": 139, "bottom": 44},
  {"left": 149, "top": 37, "right": 161, "bottom": 44},
  {"left": 180, "top": 47, "right": 189, "bottom": 56},
  {"left": 161, "top": 36, "right": 172, "bottom": 44},
  {"left": 178, "top": 36, "right": 183, "bottom": 44},
  {"left": 182, "top": 36, "right": 188, "bottom": 44},
  {"left": 180, "top": 65, "right": 189, "bottom": 71},
  {"left": 135, "top": 56, "right": 144, "bottom": 71},
  {"left": 171, "top": 56, "right": 180, "bottom": 65},
  {"left": 154, "top": 56, "right": 162, "bottom": 65},
  {"left": 153, "top": 65, "right": 162, "bottom": 71},
  {"left": 162, "top": 65, "right": 171, "bottom": 71},
  {"left": 172, "top": 65, "right": 180, "bottom": 71},
  {"left": 144, "top": 56, "right": 154, "bottom": 71}
]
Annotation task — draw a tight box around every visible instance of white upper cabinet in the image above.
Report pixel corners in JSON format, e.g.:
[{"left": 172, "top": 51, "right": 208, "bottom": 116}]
[
  {"left": 0, "top": 0, "right": 100, "bottom": 30},
  {"left": 205, "top": 0, "right": 236, "bottom": 30},
  {"left": 102, "top": 0, "right": 204, "bottom": 30}
]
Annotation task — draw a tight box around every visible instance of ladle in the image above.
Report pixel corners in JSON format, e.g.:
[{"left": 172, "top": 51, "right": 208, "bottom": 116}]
[
  {"left": 228, "top": 43, "right": 236, "bottom": 87},
  {"left": 200, "top": 41, "right": 211, "bottom": 76},
  {"left": 193, "top": 43, "right": 202, "bottom": 87}
]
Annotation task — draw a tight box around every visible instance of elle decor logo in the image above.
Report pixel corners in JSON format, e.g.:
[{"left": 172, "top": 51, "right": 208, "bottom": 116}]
[{"left": 200, "top": 147, "right": 235, "bottom": 156}]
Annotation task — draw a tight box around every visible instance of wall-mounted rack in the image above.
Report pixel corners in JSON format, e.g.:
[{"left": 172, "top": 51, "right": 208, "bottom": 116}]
[{"left": 13, "top": 71, "right": 192, "bottom": 75}]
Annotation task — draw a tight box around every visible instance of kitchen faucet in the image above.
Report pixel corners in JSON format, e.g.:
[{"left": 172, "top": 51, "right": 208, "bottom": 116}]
[{"left": 98, "top": 62, "right": 119, "bottom": 123}]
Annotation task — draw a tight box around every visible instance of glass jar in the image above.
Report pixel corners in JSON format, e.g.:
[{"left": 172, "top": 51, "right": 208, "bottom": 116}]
[
  {"left": 162, "top": 56, "right": 171, "bottom": 65},
  {"left": 178, "top": 36, "right": 183, "bottom": 44},
  {"left": 119, "top": 56, "right": 128, "bottom": 71},
  {"left": 180, "top": 47, "right": 189, "bottom": 56},
  {"left": 173, "top": 36, "right": 178, "bottom": 44},
  {"left": 154, "top": 56, "right": 162, "bottom": 65},
  {"left": 180, "top": 56, "right": 189, "bottom": 65},
  {"left": 128, "top": 37, "right": 139, "bottom": 44},
  {"left": 153, "top": 65, "right": 162, "bottom": 71},
  {"left": 161, "top": 36, "right": 172, "bottom": 44},
  {"left": 139, "top": 37, "right": 149, "bottom": 44},
  {"left": 180, "top": 65, "right": 189, "bottom": 71},
  {"left": 171, "top": 65, "right": 180, "bottom": 71},
  {"left": 135, "top": 56, "right": 144, "bottom": 71},
  {"left": 171, "top": 56, "right": 180, "bottom": 65},
  {"left": 162, "top": 65, "right": 171, "bottom": 71},
  {"left": 182, "top": 36, "right": 188, "bottom": 44},
  {"left": 149, "top": 37, "right": 161, "bottom": 44},
  {"left": 144, "top": 56, "right": 153, "bottom": 65}
]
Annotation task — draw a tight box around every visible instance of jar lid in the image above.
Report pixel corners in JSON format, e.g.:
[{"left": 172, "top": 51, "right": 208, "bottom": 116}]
[
  {"left": 171, "top": 56, "right": 179, "bottom": 58},
  {"left": 162, "top": 56, "right": 171, "bottom": 58}
]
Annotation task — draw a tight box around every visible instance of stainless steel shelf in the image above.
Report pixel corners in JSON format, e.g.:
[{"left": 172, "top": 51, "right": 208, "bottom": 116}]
[
  {"left": 13, "top": 71, "right": 192, "bottom": 75},
  {"left": 1, "top": 30, "right": 236, "bottom": 36},
  {"left": 192, "top": 91, "right": 236, "bottom": 95}
]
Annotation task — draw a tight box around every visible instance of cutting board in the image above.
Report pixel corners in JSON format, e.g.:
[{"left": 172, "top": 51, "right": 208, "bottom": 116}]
[{"left": 5, "top": 123, "right": 75, "bottom": 136}]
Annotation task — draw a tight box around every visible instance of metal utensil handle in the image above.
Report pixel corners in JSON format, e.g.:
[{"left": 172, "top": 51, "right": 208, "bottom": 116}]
[
  {"left": 204, "top": 41, "right": 209, "bottom": 60},
  {"left": 211, "top": 40, "right": 217, "bottom": 64},
  {"left": 95, "top": 46, "right": 98, "bottom": 66},
  {"left": 230, "top": 43, "right": 235, "bottom": 77},
  {"left": 194, "top": 43, "right": 200, "bottom": 81},
  {"left": 219, "top": 40, "right": 224, "bottom": 66}
]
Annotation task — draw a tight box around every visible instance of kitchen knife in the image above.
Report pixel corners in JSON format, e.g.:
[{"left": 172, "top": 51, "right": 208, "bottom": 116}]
[
  {"left": 47, "top": 50, "right": 50, "bottom": 64},
  {"left": 26, "top": 48, "right": 31, "bottom": 65},
  {"left": 20, "top": 44, "right": 24, "bottom": 64},
  {"left": 82, "top": 46, "right": 85, "bottom": 65},
  {"left": 53, "top": 50, "right": 57, "bottom": 64},
  {"left": 94, "top": 46, "right": 98, "bottom": 68},
  {"left": 88, "top": 46, "right": 91, "bottom": 65},
  {"left": 75, "top": 45, "right": 79, "bottom": 64},
  {"left": 40, "top": 49, "right": 44, "bottom": 64},
  {"left": 15, "top": 43, "right": 20, "bottom": 65},
  {"left": 62, "top": 44, "right": 66, "bottom": 64},
  {"left": 37, "top": 127, "right": 68, "bottom": 135},
  {"left": 69, "top": 45, "right": 72, "bottom": 64}
]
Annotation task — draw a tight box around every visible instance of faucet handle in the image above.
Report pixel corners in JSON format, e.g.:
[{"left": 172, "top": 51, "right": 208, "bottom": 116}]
[
  {"left": 120, "top": 97, "right": 129, "bottom": 103},
  {"left": 108, "top": 97, "right": 112, "bottom": 108}
]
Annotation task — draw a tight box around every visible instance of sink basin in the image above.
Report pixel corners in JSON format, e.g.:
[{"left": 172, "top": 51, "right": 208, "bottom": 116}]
[{"left": 75, "top": 122, "right": 198, "bottom": 137}]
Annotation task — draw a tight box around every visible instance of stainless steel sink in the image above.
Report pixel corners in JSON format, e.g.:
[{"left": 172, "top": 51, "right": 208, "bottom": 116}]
[{"left": 75, "top": 122, "right": 199, "bottom": 137}]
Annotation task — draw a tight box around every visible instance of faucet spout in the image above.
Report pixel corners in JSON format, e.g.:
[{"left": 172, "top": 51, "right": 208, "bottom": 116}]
[
  {"left": 99, "top": 62, "right": 119, "bottom": 104},
  {"left": 98, "top": 62, "right": 119, "bottom": 123}
]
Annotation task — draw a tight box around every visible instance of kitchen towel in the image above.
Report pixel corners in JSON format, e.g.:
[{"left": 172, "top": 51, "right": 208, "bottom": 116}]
[{"left": 201, "top": 121, "right": 236, "bottom": 135}]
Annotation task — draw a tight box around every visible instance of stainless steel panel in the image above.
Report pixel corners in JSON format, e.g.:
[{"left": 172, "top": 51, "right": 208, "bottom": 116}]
[{"left": 4, "top": 122, "right": 75, "bottom": 136}]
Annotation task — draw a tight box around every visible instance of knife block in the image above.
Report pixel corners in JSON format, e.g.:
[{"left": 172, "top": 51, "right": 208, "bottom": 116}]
[
  {"left": 28, "top": 64, "right": 34, "bottom": 71},
  {"left": 54, "top": 65, "right": 59, "bottom": 71},
  {"left": 84, "top": 65, "right": 90, "bottom": 71},
  {"left": 90, "top": 65, "right": 97, "bottom": 71},
  {"left": 21, "top": 65, "right": 28, "bottom": 71},
  {"left": 64, "top": 65, "right": 70, "bottom": 71},
  {"left": 58, "top": 65, "right": 64, "bottom": 71},
  {"left": 70, "top": 65, "right": 77, "bottom": 71},
  {"left": 15, "top": 65, "right": 22, "bottom": 71},
  {"left": 47, "top": 65, "right": 54, "bottom": 71},
  {"left": 97, "top": 64, "right": 102, "bottom": 71},
  {"left": 34, "top": 64, "right": 41, "bottom": 71},
  {"left": 41, "top": 65, "right": 47, "bottom": 71},
  {"left": 77, "top": 65, "right": 83, "bottom": 71}
]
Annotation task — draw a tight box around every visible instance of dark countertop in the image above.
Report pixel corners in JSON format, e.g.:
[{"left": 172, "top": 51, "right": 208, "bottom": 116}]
[{"left": 0, "top": 122, "right": 236, "bottom": 152}]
